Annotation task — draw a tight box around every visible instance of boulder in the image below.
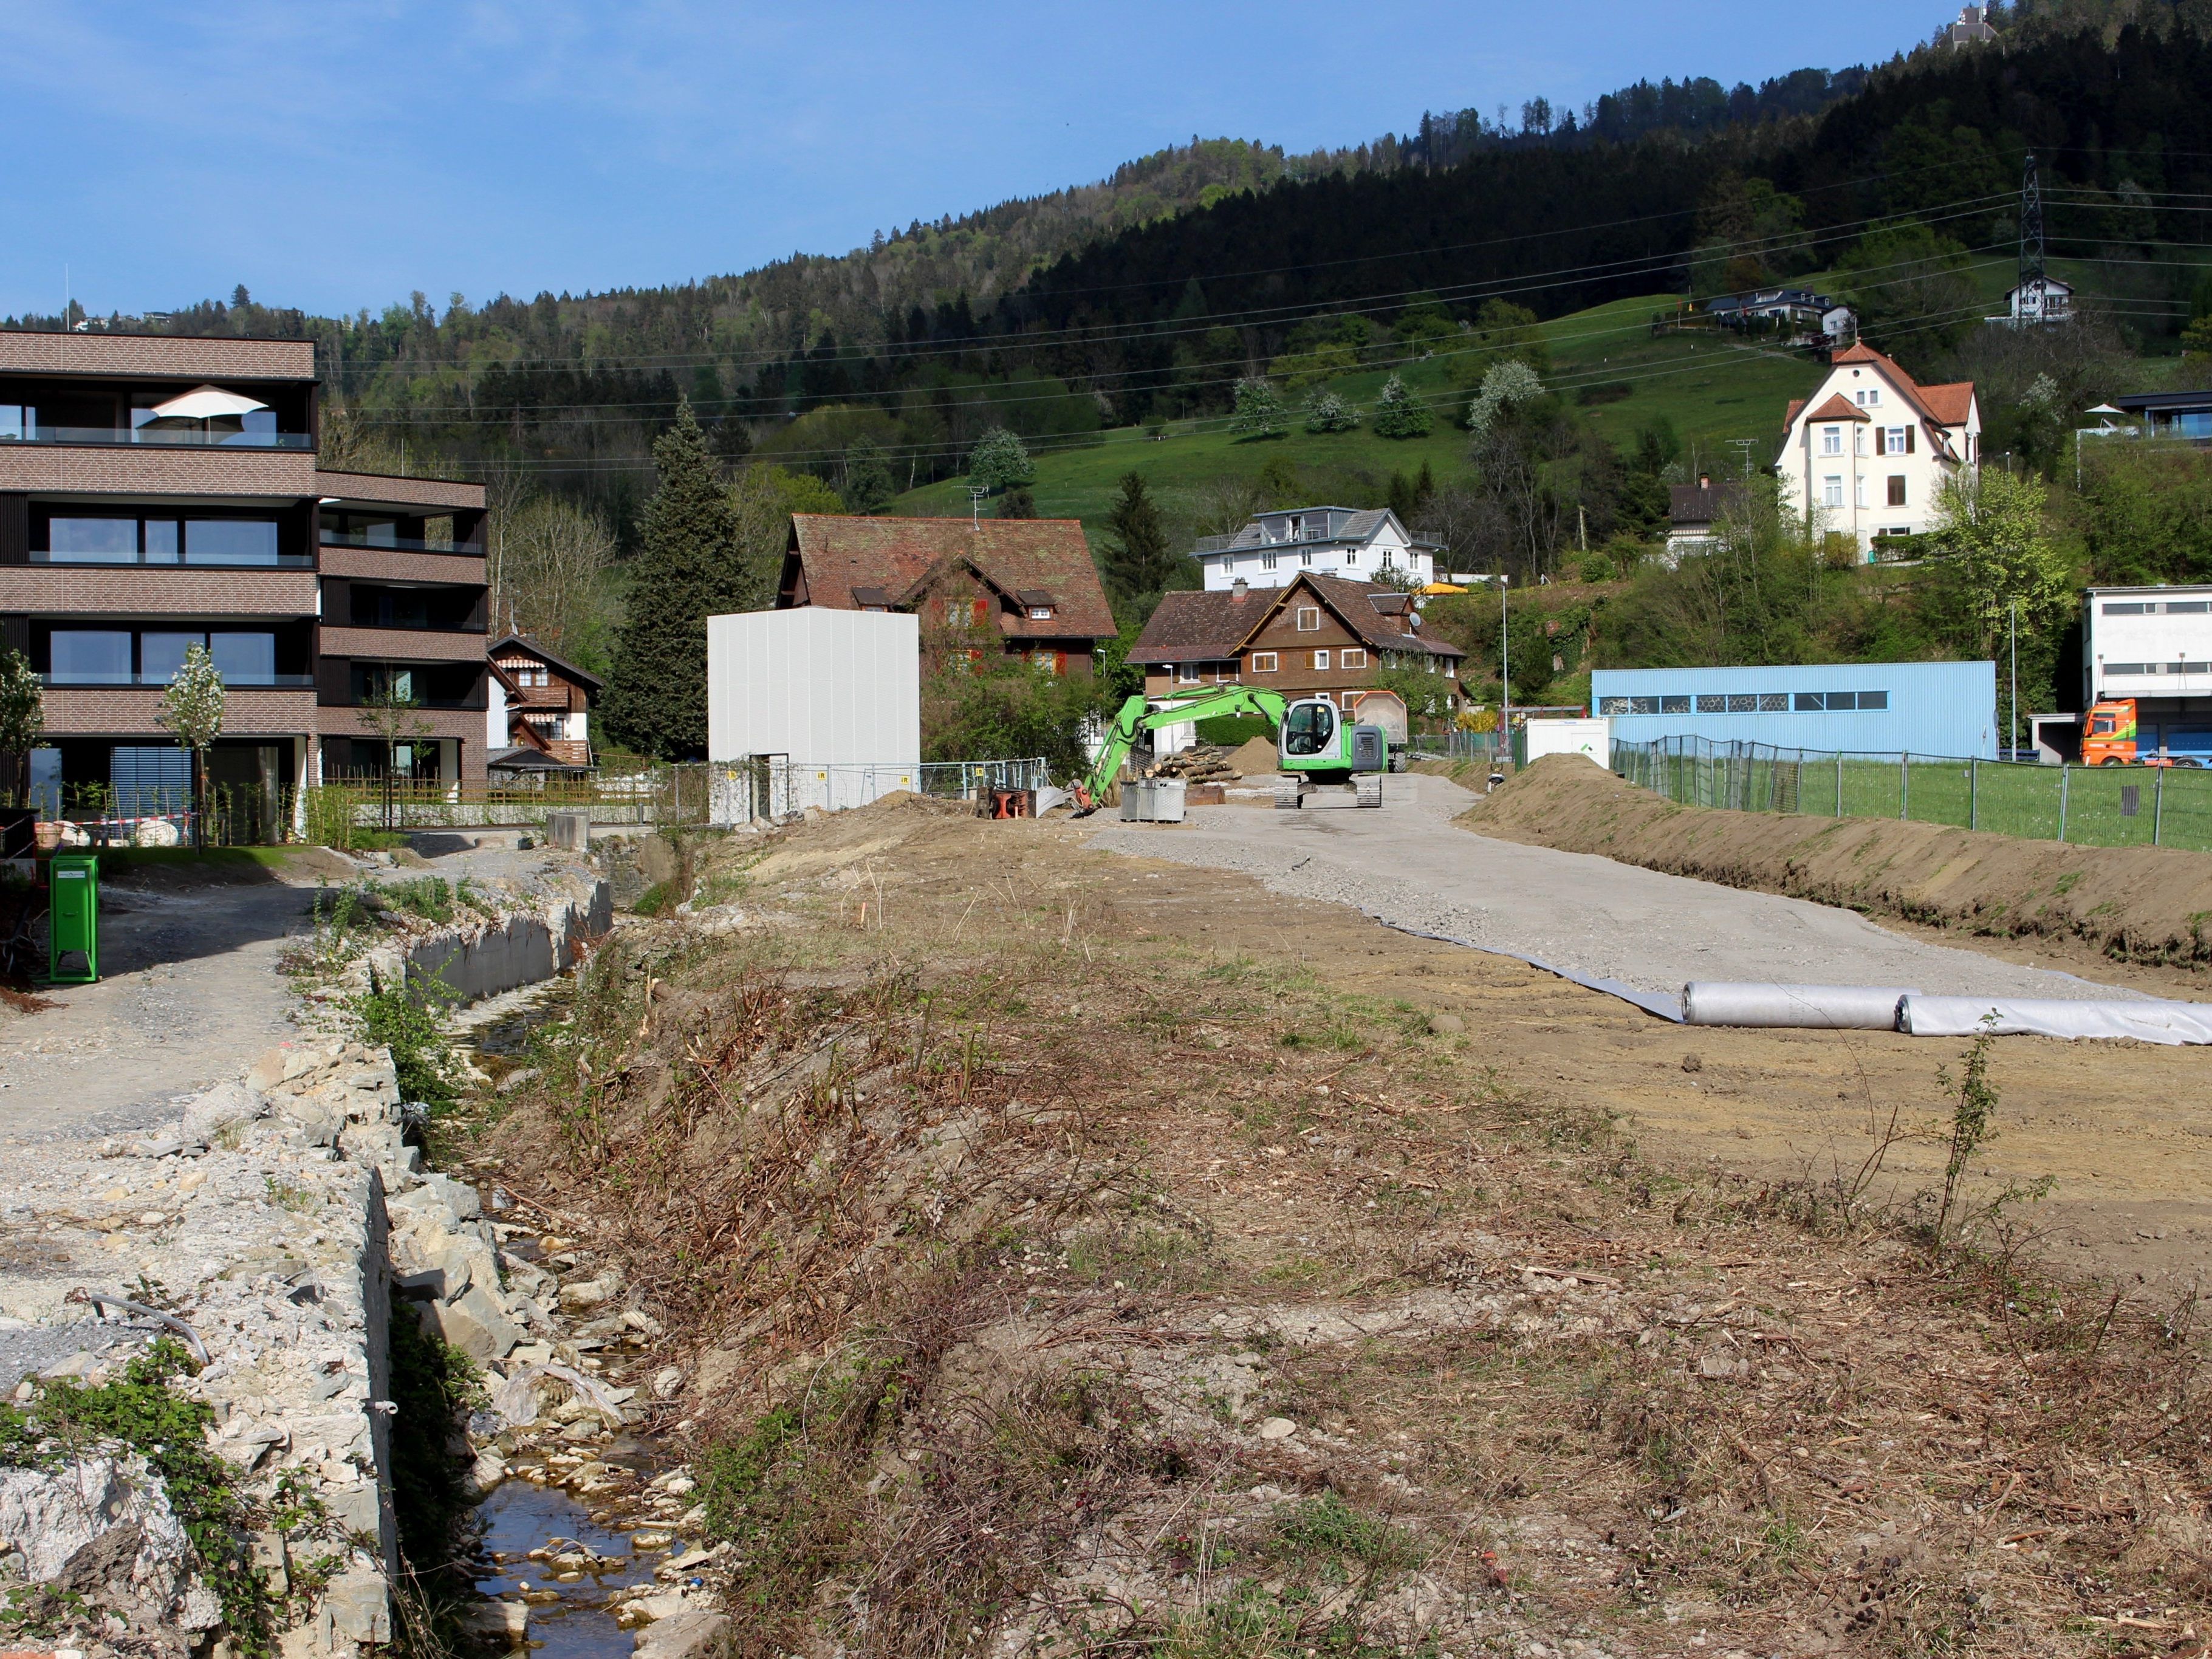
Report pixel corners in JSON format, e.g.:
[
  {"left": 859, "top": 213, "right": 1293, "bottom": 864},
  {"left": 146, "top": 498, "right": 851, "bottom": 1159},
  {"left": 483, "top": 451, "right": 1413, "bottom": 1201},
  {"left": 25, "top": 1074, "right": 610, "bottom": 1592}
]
[
  {"left": 181, "top": 1081, "right": 267, "bottom": 1142},
  {"left": 0, "top": 1454, "right": 193, "bottom": 1586},
  {"left": 320, "top": 1570, "right": 393, "bottom": 1645},
  {"left": 425, "top": 1284, "right": 521, "bottom": 1363},
  {"left": 634, "top": 1609, "right": 730, "bottom": 1659}
]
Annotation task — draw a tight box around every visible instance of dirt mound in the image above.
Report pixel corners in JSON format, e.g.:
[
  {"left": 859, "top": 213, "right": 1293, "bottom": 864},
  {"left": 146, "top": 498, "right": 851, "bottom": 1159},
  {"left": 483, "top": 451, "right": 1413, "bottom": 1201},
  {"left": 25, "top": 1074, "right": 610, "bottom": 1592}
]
[
  {"left": 1225, "top": 734, "right": 1279, "bottom": 776},
  {"left": 1462, "top": 754, "right": 2212, "bottom": 970}
]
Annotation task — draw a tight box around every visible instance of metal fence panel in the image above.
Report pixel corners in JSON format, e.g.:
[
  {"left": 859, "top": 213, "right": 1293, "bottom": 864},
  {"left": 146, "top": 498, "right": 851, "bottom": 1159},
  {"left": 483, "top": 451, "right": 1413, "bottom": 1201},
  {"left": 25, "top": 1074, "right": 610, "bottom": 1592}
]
[{"left": 1614, "top": 735, "right": 2212, "bottom": 853}]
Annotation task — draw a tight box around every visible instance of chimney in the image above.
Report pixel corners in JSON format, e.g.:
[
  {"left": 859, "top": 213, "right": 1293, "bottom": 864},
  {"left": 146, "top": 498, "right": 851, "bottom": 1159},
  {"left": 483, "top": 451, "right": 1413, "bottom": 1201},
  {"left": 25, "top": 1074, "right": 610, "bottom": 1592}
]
[
  {"left": 1698, "top": 473, "right": 1711, "bottom": 488},
  {"left": 1231, "top": 576, "right": 1249, "bottom": 598}
]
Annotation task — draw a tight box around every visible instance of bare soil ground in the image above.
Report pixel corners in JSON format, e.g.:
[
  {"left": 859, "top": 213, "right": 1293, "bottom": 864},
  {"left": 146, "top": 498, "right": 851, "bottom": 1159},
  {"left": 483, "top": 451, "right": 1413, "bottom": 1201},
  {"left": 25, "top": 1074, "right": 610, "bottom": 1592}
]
[
  {"left": 1454, "top": 759, "right": 2212, "bottom": 990},
  {"left": 474, "top": 797, "right": 2212, "bottom": 1658}
]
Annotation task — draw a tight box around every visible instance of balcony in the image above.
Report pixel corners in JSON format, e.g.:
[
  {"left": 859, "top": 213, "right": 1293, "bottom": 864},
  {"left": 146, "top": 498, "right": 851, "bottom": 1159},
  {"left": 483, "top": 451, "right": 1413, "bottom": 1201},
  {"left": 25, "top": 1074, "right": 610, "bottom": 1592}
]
[
  {"left": 321, "top": 529, "right": 484, "bottom": 556},
  {"left": 41, "top": 672, "right": 316, "bottom": 689},
  {"left": 33, "top": 549, "right": 316, "bottom": 569},
  {"left": 0, "top": 426, "right": 313, "bottom": 451}
]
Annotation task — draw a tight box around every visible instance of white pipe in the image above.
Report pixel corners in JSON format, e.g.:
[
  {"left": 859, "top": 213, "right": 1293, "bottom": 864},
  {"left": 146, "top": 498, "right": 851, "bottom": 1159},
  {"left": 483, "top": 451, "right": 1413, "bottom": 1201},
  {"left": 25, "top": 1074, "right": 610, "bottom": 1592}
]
[{"left": 1682, "top": 982, "right": 1914, "bottom": 1030}]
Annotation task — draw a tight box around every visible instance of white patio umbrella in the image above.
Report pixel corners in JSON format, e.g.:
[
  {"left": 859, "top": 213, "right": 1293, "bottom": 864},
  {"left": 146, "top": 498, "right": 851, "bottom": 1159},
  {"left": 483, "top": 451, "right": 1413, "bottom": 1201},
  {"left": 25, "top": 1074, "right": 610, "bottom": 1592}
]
[{"left": 149, "top": 385, "right": 269, "bottom": 420}]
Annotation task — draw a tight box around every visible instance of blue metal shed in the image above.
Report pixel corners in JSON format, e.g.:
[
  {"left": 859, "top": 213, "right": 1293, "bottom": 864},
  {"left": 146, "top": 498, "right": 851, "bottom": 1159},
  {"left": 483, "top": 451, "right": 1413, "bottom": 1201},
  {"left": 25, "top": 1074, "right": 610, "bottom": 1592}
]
[{"left": 1590, "top": 661, "right": 1997, "bottom": 759}]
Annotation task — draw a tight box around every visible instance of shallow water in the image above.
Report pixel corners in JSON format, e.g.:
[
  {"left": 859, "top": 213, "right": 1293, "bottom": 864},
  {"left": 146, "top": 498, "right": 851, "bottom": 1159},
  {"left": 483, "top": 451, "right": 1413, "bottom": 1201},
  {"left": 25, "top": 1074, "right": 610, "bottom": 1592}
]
[
  {"left": 471, "top": 1479, "right": 699, "bottom": 1659},
  {"left": 466, "top": 981, "right": 574, "bottom": 1059}
]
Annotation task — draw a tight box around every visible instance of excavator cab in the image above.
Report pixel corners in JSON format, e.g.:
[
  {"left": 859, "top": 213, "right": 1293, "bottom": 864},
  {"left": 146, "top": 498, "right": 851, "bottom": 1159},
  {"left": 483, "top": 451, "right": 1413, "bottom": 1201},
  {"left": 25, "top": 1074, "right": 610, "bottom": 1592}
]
[{"left": 1281, "top": 699, "right": 1335, "bottom": 757}]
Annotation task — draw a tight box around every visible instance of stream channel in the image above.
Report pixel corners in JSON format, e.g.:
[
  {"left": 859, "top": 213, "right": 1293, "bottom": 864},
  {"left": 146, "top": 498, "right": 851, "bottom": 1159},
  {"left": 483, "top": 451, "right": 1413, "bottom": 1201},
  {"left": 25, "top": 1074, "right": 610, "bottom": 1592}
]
[{"left": 456, "top": 983, "right": 697, "bottom": 1659}]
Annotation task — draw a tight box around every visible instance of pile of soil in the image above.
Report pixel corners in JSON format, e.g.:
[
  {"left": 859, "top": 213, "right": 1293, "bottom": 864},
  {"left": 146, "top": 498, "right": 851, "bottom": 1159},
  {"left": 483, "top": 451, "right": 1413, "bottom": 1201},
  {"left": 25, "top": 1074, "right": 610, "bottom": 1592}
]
[
  {"left": 1224, "top": 734, "right": 1280, "bottom": 776},
  {"left": 1463, "top": 754, "right": 2212, "bottom": 970}
]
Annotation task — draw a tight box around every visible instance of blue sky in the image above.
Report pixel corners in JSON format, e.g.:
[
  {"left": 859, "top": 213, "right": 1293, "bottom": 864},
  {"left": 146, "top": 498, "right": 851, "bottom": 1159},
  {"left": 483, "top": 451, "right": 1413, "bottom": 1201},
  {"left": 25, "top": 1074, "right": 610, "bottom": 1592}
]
[{"left": 2, "top": 1, "right": 1950, "bottom": 322}]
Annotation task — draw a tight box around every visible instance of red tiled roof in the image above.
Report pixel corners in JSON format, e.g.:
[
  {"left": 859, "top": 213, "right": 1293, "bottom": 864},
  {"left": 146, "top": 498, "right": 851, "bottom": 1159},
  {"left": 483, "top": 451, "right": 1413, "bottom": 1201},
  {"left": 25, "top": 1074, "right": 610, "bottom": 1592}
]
[
  {"left": 1789, "top": 343, "right": 1975, "bottom": 442},
  {"left": 1126, "top": 588, "right": 1270, "bottom": 663},
  {"left": 1129, "top": 573, "right": 1464, "bottom": 665},
  {"left": 1919, "top": 381, "right": 1976, "bottom": 426},
  {"left": 1805, "top": 393, "right": 1871, "bottom": 422},
  {"left": 783, "top": 515, "right": 1115, "bottom": 640}
]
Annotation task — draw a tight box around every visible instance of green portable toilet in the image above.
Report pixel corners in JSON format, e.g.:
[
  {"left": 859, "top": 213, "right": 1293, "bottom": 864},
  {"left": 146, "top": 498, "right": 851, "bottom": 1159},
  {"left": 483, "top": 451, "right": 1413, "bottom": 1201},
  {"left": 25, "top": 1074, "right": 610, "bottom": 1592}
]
[{"left": 48, "top": 854, "right": 97, "bottom": 985}]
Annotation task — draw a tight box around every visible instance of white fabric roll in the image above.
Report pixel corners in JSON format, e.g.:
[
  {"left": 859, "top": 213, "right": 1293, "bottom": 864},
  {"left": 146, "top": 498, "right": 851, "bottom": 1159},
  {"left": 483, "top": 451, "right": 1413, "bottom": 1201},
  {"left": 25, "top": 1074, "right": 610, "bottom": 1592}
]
[
  {"left": 1899, "top": 995, "right": 2212, "bottom": 1045},
  {"left": 1681, "top": 982, "right": 1914, "bottom": 1030}
]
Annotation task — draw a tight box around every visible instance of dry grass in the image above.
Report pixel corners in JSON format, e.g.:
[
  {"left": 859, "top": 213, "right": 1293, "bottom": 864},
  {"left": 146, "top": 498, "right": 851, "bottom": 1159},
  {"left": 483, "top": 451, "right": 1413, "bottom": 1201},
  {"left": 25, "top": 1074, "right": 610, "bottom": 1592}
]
[{"left": 473, "top": 797, "right": 2212, "bottom": 1657}]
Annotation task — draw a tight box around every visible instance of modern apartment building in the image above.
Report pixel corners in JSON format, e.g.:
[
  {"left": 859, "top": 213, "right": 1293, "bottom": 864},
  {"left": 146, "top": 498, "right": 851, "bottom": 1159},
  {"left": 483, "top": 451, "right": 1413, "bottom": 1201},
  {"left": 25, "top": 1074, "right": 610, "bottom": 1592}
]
[{"left": 0, "top": 332, "right": 488, "bottom": 820}]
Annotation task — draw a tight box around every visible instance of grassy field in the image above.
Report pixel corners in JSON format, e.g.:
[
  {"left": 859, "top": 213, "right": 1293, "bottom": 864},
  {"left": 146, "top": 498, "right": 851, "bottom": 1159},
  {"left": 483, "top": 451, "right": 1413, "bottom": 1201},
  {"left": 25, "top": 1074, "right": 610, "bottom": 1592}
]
[
  {"left": 887, "top": 250, "right": 2192, "bottom": 542},
  {"left": 891, "top": 290, "right": 1841, "bottom": 539},
  {"left": 1626, "top": 742, "right": 2212, "bottom": 852}
]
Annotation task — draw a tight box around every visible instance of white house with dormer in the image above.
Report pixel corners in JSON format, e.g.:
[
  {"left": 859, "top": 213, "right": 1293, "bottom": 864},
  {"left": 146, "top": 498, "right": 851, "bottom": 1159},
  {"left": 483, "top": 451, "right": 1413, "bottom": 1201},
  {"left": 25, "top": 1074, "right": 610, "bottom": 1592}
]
[
  {"left": 1776, "top": 343, "right": 1979, "bottom": 558},
  {"left": 1189, "top": 505, "right": 1438, "bottom": 592}
]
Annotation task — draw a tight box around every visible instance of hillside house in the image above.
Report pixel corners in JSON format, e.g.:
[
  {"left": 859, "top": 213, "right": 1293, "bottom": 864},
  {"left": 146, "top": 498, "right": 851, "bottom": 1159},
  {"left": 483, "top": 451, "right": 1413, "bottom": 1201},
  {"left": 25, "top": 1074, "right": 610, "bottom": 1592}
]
[
  {"left": 1996, "top": 273, "right": 2074, "bottom": 326},
  {"left": 1128, "top": 572, "right": 1464, "bottom": 741},
  {"left": 1189, "top": 506, "right": 1438, "bottom": 592},
  {"left": 1776, "top": 343, "right": 1978, "bottom": 557},
  {"left": 1666, "top": 476, "right": 1750, "bottom": 556},
  {"left": 1707, "top": 288, "right": 1855, "bottom": 347},
  {"left": 486, "top": 634, "right": 599, "bottom": 768},
  {"left": 776, "top": 515, "right": 1115, "bottom": 676}
]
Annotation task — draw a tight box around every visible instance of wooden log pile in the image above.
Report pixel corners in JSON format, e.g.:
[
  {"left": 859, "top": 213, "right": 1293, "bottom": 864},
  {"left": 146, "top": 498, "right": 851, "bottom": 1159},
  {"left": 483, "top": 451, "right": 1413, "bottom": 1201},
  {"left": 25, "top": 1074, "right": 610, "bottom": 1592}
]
[{"left": 1143, "top": 744, "right": 1237, "bottom": 782}]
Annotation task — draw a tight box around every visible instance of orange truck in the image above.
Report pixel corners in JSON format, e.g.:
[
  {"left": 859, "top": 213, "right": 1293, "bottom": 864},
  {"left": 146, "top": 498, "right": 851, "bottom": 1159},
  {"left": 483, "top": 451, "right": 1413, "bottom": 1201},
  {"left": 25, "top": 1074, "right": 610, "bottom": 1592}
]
[{"left": 2080, "top": 699, "right": 2212, "bottom": 766}]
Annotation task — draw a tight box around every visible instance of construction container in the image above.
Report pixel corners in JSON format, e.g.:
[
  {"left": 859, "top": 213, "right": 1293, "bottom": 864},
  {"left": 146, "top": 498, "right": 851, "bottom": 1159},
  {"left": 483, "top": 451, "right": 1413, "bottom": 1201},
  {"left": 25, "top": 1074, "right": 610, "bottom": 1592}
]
[
  {"left": 48, "top": 853, "right": 97, "bottom": 984},
  {"left": 705, "top": 609, "right": 920, "bottom": 776},
  {"left": 1120, "top": 779, "right": 1187, "bottom": 823},
  {"left": 1524, "top": 717, "right": 1611, "bottom": 765}
]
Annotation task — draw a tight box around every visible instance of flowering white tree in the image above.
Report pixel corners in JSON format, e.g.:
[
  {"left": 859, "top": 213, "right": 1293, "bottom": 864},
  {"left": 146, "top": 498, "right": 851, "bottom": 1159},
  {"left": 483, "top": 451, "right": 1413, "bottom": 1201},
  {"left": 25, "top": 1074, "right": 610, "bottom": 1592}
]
[
  {"left": 1229, "top": 377, "right": 1289, "bottom": 439},
  {"left": 0, "top": 650, "right": 44, "bottom": 810},
  {"left": 156, "top": 643, "right": 225, "bottom": 847}
]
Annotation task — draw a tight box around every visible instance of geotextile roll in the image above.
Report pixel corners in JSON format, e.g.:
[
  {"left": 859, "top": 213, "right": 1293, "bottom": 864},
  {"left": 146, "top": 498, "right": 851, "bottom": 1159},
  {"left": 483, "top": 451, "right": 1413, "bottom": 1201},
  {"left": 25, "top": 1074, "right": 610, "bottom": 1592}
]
[
  {"left": 1681, "top": 982, "right": 1914, "bottom": 1030},
  {"left": 1898, "top": 995, "right": 2212, "bottom": 1046}
]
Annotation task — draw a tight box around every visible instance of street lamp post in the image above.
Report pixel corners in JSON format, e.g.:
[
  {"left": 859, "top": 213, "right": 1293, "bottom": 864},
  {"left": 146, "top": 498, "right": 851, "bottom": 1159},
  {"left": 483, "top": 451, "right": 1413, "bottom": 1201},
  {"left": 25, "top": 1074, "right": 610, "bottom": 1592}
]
[{"left": 1498, "top": 573, "right": 1511, "bottom": 775}]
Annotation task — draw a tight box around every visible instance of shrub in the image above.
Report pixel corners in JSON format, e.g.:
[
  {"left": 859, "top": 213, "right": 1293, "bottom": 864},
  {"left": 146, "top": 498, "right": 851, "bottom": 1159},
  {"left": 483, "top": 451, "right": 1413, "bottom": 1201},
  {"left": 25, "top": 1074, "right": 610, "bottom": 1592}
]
[
  {"left": 1370, "top": 374, "right": 1433, "bottom": 439},
  {"left": 1301, "top": 389, "right": 1360, "bottom": 433}
]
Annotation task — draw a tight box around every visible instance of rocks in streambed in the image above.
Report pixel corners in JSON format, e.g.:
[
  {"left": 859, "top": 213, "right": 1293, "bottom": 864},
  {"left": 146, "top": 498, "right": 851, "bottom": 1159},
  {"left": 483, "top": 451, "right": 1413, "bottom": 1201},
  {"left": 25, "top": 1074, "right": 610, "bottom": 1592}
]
[{"left": 632, "top": 1608, "right": 731, "bottom": 1659}]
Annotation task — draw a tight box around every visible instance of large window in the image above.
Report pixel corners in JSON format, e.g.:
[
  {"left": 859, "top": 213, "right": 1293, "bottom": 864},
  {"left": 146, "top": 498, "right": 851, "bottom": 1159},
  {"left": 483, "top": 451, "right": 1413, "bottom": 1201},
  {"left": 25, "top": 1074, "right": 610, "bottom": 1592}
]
[
  {"left": 49, "top": 519, "right": 139, "bottom": 563},
  {"left": 50, "top": 631, "right": 132, "bottom": 683},
  {"left": 47, "top": 628, "right": 284, "bottom": 686},
  {"left": 39, "top": 513, "right": 287, "bottom": 566}
]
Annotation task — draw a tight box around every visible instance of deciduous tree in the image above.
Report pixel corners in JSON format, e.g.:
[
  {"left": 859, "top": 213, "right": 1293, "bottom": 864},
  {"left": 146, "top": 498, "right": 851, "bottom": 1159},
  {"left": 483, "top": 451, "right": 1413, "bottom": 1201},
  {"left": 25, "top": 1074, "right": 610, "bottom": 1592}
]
[
  {"left": 156, "top": 643, "right": 225, "bottom": 847},
  {"left": 1229, "top": 378, "right": 1289, "bottom": 440},
  {"left": 967, "top": 427, "right": 1035, "bottom": 492}
]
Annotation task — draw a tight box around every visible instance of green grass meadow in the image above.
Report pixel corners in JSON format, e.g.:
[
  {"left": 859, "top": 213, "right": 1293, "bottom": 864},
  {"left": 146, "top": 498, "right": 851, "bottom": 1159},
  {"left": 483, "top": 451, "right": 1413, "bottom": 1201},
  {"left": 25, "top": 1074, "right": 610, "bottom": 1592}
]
[
  {"left": 1629, "top": 744, "right": 2212, "bottom": 853},
  {"left": 890, "top": 290, "right": 1843, "bottom": 539}
]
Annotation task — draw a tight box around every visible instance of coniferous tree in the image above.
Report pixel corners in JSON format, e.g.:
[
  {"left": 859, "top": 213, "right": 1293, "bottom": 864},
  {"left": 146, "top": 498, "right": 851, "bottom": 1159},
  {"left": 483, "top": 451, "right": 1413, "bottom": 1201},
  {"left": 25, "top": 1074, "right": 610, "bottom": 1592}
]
[
  {"left": 1102, "top": 473, "right": 1177, "bottom": 605},
  {"left": 843, "top": 436, "right": 895, "bottom": 513},
  {"left": 603, "top": 401, "right": 752, "bottom": 760}
]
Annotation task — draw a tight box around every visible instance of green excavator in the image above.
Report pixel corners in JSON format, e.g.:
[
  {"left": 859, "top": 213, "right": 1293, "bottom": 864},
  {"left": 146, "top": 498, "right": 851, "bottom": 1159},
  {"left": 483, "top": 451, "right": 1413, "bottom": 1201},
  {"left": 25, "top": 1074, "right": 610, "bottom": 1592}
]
[{"left": 1071, "top": 686, "right": 1386, "bottom": 816}]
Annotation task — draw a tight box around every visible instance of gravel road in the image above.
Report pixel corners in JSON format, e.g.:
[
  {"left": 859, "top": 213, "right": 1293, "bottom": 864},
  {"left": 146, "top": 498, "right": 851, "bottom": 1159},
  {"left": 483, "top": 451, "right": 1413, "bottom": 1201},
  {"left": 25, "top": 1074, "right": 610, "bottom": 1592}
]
[
  {"left": 1087, "top": 773, "right": 2142, "bottom": 1014},
  {"left": 0, "top": 878, "right": 317, "bottom": 1142}
]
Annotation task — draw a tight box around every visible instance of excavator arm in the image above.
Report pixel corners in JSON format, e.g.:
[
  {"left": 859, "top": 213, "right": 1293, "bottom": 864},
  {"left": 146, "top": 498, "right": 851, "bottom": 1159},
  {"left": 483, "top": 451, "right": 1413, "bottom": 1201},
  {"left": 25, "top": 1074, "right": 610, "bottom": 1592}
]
[{"left": 1073, "top": 686, "right": 1289, "bottom": 815}]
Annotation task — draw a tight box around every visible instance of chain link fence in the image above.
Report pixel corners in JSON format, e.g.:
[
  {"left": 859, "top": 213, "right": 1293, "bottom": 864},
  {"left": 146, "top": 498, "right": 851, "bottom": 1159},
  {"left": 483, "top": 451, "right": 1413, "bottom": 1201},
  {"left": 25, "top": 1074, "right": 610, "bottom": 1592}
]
[
  {"left": 706, "top": 758, "right": 1052, "bottom": 825},
  {"left": 1615, "top": 734, "right": 2212, "bottom": 852}
]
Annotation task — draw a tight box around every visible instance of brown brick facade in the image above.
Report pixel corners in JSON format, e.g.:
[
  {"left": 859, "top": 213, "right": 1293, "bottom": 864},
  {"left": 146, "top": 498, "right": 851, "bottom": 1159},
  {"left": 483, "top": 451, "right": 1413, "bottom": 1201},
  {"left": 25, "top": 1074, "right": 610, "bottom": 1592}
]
[
  {"left": 318, "top": 625, "right": 488, "bottom": 662},
  {"left": 0, "top": 567, "right": 317, "bottom": 615},
  {"left": 315, "top": 470, "right": 485, "bottom": 511},
  {"left": 317, "top": 546, "right": 487, "bottom": 583},
  {"left": 0, "top": 334, "right": 313, "bottom": 379},
  {"left": 0, "top": 448, "right": 316, "bottom": 498},
  {"left": 42, "top": 686, "right": 317, "bottom": 736},
  {"left": 316, "top": 705, "right": 484, "bottom": 742}
]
